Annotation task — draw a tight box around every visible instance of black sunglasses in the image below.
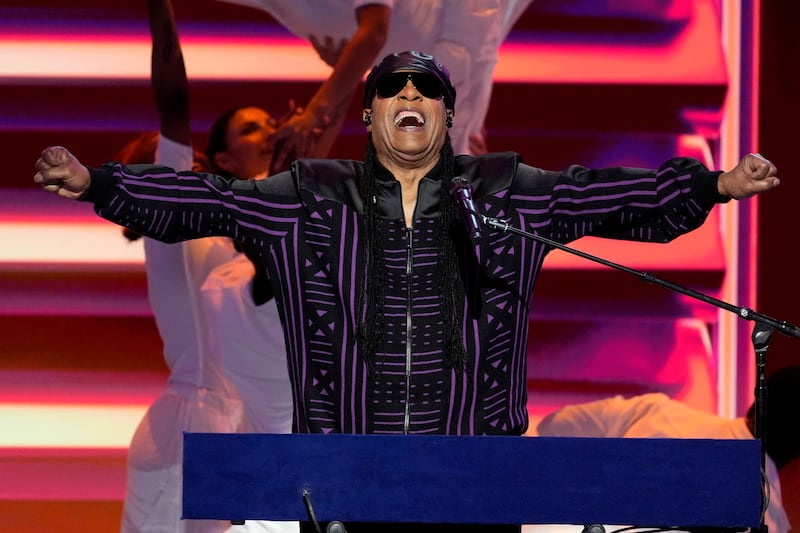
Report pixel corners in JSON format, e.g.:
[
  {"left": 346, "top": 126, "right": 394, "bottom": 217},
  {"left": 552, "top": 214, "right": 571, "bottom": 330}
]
[{"left": 375, "top": 72, "right": 444, "bottom": 100}]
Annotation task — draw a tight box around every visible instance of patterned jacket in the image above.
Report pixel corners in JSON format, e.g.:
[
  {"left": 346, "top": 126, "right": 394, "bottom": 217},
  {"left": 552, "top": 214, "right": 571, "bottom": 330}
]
[{"left": 83, "top": 152, "right": 724, "bottom": 435}]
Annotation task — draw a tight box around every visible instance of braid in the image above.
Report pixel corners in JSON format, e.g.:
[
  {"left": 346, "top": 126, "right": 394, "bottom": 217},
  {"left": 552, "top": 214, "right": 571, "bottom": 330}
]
[
  {"left": 438, "top": 134, "right": 468, "bottom": 372},
  {"left": 356, "top": 138, "right": 386, "bottom": 373},
  {"left": 356, "top": 134, "right": 468, "bottom": 376}
]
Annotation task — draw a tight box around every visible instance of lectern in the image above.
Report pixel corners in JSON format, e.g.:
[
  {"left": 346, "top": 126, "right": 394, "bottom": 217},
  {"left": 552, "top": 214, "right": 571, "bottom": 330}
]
[{"left": 183, "top": 433, "right": 761, "bottom": 528}]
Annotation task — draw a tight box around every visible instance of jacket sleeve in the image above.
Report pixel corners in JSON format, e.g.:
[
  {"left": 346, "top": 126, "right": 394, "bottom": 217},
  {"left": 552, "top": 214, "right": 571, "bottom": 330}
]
[
  {"left": 512, "top": 157, "right": 728, "bottom": 244},
  {"left": 79, "top": 162, "right": 301, "bottom": 245}
]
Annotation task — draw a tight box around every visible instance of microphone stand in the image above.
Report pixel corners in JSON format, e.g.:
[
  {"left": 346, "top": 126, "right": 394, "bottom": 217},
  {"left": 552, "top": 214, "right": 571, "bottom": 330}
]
[
  {"left": 302, "top": 489, "right": 349, "bottom": 533},
  {"left": 479, "top": 214, "right": 800, "bottom": 533}
]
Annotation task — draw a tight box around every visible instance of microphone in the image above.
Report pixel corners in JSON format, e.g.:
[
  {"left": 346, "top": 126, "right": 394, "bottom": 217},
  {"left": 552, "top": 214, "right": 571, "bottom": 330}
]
[{"left": 449, "top": 176, "right": 482, "bottom": 240}]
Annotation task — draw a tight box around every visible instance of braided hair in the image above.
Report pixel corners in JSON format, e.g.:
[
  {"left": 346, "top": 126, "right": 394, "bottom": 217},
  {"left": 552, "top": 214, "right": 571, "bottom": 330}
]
[{"left": 356, "top": 133, "right": 468, "bottom": 376}]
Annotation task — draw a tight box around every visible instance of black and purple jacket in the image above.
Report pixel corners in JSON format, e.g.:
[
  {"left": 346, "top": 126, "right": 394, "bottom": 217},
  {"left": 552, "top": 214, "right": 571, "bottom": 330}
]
[{"left": 83, "top": 152, "right": 724, "bottom": 436}]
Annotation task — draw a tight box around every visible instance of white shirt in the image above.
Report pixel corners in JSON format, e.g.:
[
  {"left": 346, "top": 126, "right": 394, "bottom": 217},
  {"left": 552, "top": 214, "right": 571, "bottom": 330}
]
[
  {"left": 145, "top": 135, "right": 296, "bottom": 533},
  {"left": 146, "top": 135, "right": 241, "bottom": 393},
  {"left": 200, "top": 253, "right": 295, "bottom": 434},
  {"left": 122, "top": 135, "right": 247, "bottom": 533}
]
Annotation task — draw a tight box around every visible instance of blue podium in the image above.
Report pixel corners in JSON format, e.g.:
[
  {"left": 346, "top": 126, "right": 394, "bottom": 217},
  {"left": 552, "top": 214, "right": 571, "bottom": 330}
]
[{"left": 182, "top": 433, "right": 761, "bottom": 528}]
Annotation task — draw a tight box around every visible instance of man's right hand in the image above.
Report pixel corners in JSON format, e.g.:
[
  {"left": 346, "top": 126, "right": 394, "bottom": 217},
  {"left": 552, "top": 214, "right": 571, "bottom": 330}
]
[{"left": 34, "top": 146, "right": 91, "bottom": 200}]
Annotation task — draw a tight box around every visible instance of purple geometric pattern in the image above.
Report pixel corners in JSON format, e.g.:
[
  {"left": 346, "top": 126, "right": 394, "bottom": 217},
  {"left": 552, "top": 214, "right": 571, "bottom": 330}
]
[{"left": 87, "top": 154, "right": 720, "bottom": 436}]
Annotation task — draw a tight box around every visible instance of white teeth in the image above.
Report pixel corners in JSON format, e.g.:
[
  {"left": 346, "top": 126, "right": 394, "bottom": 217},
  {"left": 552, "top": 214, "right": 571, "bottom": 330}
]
[{"left": 394, "top": 110, "right": 425, "bottom": 127}]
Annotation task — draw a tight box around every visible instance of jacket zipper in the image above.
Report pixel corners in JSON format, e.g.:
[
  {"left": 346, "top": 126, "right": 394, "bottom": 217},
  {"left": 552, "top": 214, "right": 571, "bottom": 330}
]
[{"left": 403, "top": 226, "right": 413, "bottom": 434}]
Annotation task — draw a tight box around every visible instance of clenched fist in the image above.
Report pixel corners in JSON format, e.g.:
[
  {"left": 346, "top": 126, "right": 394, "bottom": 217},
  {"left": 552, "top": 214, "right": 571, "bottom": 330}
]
[
  {"left": 717, "top": 152, "right": 780, "bottom": 199},
  {"left": 33, "top": 146, "right": 91, "bottom": 200}
]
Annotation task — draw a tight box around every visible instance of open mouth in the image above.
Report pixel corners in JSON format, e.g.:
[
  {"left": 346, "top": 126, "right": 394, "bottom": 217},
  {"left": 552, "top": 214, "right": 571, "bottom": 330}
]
[{"left": 394, "top": 110, "right": 425, "bottom": 128}]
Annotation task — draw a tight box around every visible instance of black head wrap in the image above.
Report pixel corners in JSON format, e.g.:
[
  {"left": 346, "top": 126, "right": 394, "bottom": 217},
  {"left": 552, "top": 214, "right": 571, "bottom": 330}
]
[{"left": 363, "top": 51, "right": 456, "bottom": 110}]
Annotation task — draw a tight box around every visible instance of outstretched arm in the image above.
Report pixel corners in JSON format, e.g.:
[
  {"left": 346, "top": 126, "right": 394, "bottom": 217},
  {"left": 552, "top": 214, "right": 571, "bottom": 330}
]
[
  {"left": 35, "top": 145, "right": 287, "bottom": 244},
  {"left": 717, "top": 152, "right": 780, "bottom": 199},
  {"left": 269, "top": 4, "right": 390, "bottom": 170}
]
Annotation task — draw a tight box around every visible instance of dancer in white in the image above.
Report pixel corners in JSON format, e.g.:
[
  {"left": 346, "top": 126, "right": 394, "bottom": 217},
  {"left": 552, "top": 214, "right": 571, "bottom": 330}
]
[
  {"left": 217, "top": 0, "right": 534, "bottom": 162},
  {"left": 119, "top": 0, "right": 305, "bottom": 531},
  {"left": 537, "top": 368, "right": 800, "bottom": 533}
]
